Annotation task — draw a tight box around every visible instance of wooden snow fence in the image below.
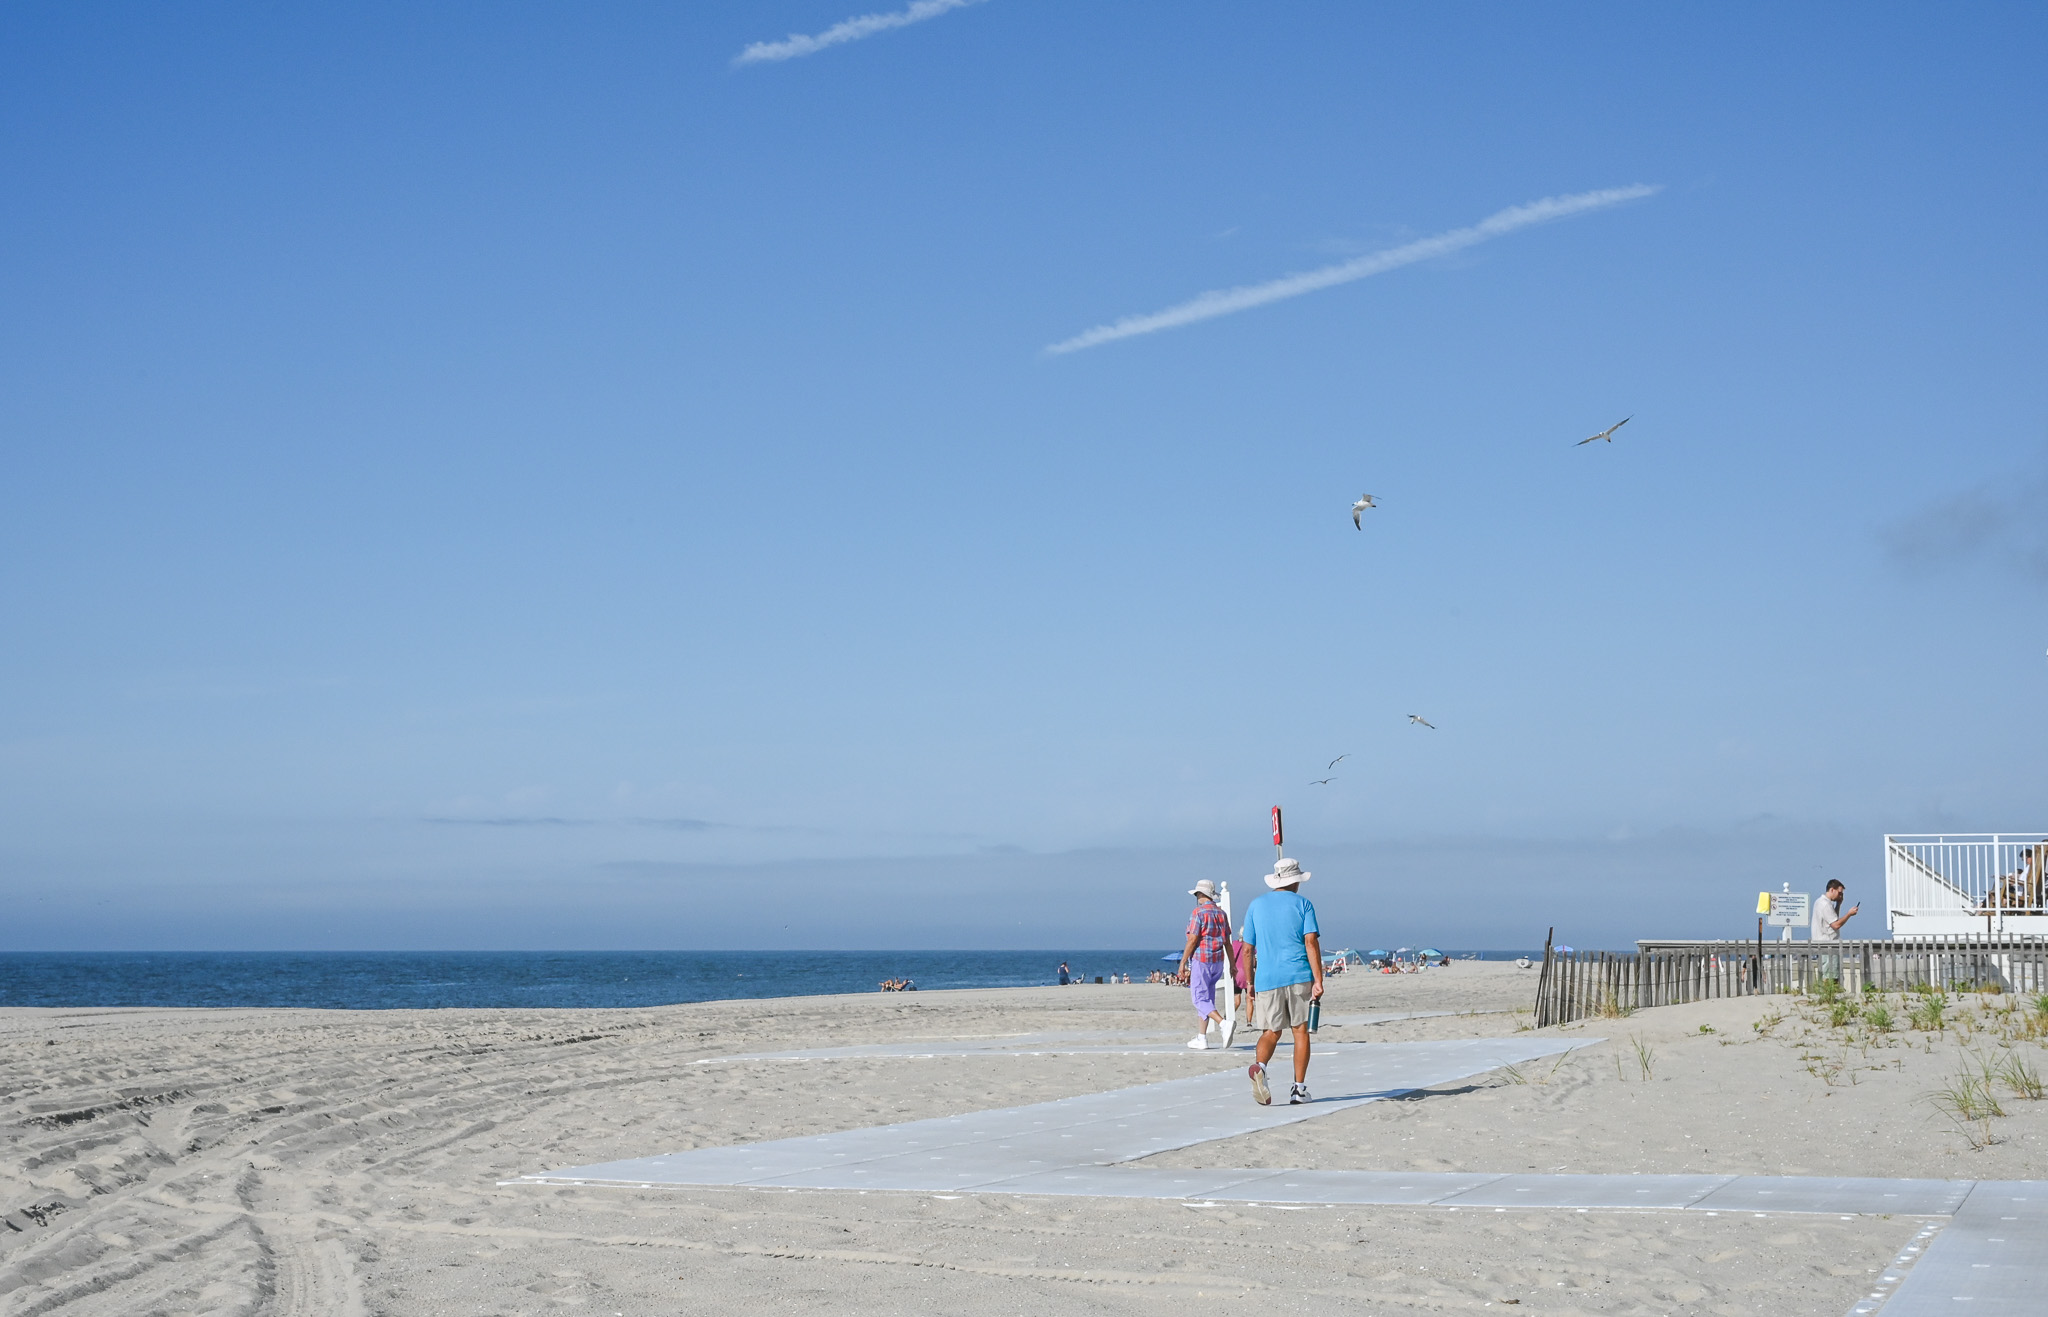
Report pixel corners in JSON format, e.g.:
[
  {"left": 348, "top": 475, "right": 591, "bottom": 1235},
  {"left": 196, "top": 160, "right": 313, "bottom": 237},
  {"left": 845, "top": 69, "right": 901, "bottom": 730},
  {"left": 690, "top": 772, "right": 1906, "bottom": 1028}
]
[{"left": 1531, "top": 931, "right": 2048, "bottom": 1028}]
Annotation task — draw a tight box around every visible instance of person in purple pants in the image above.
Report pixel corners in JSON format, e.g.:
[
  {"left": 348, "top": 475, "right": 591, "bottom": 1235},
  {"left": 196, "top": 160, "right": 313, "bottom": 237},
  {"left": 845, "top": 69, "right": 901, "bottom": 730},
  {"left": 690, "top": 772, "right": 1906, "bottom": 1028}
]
[{"left": 1176, "top": 880, "right": 1239, "bottom": 1050}]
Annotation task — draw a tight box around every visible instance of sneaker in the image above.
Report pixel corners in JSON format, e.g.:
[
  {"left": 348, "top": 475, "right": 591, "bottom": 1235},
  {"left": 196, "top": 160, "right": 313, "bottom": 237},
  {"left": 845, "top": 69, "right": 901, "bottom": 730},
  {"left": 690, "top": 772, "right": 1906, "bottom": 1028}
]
[
  {"left": 1186, "top": 1035, "right": 1209, "bottom": 1050},
  {"left": 1219, "top": 1019, "right": 1237, "bottom": 1048},
  {"left": 1248, "top": 1063, "right": 1271, "bottom": 1106},
  {"left": 1289, "top": 1082, "right": 1311, "bottom": 1105}
]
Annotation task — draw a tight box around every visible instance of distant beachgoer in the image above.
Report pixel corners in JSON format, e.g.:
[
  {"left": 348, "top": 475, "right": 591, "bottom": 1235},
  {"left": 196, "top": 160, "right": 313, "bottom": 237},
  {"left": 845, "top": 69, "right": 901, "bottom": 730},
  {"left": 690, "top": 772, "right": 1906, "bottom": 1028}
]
[
  {"left": 1177, "top": 879, "right": 1239, "bottom": 1051},
  {"left": 1229, "top": 937, "right": 1251, "bottom": 995},
  {"left": 1058, "top": 961, "right": 1070, "bottom": 986},
  {"left": 1811, "top": 879, "right": 1858, "bottom": 982},
  {"left": 1239, "top": 857, "right": 1323, "bottom": 1106}
]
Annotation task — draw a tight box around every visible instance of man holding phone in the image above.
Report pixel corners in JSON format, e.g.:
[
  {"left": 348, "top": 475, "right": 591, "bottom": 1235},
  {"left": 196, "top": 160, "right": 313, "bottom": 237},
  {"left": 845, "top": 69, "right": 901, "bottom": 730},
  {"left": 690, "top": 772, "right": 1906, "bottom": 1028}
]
[{"left": 1811, "top": 879, "right": 1858, "bottom": 984}]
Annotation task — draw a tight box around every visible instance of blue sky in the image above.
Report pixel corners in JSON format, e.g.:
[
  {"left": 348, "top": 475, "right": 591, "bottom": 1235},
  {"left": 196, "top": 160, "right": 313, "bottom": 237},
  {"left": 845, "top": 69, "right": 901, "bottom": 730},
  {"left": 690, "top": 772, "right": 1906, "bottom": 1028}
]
[{"left": 4, "top": 2, "right": 2044, "bottom": 950}]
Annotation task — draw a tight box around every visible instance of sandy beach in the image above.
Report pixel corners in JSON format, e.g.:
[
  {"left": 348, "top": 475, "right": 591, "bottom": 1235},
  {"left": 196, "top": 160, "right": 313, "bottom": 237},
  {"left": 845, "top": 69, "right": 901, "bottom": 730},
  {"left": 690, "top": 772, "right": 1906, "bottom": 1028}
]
[{"left": 5, "top": 962, "right": 2047, "bottom": 1315}]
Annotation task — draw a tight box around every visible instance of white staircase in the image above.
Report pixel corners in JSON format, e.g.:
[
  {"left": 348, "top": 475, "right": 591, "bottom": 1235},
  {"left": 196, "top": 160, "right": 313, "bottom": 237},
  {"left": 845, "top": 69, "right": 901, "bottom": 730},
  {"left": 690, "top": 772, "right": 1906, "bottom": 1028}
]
[{"left": 1885, "top": 834, "right": 2048, "bottom": 936}]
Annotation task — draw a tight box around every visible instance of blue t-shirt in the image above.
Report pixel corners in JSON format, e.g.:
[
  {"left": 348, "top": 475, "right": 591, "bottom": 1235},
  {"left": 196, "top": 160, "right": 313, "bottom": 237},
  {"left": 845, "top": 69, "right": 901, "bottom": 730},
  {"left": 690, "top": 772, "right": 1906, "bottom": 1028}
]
[{"left": 1240, "top": 889, "right": 1319, "bottom": 991}]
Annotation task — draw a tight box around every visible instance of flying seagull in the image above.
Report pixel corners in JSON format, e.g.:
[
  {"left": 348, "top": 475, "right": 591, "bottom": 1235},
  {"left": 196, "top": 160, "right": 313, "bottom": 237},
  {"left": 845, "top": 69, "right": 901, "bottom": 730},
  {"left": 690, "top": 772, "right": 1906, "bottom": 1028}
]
[
  {"left": 1310, "top": 777, "right": 1335, "bottom": 786},
  {"left": 1576, "top": 416, "right": 1631, "bottom": 446},
  {"left": 1408, "top": 714, "right": 1436, "bottom": 729},
  {"left": 1326, "top": 754, "right": 1347, "bottom": 771},
  {"left": 1351, "top": 494, "right": 1377, "bottom": 528}
]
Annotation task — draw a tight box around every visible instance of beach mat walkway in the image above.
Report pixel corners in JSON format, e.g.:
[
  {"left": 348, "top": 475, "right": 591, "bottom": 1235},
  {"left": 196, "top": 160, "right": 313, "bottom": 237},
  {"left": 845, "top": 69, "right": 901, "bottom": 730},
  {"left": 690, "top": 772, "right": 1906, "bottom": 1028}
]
[
  {"left": 515, "top": 1036, "right": 2046, "bottom": 1313},
  {"left": 519, "top": 1037, "right": 1585, "bottom": 1193}
]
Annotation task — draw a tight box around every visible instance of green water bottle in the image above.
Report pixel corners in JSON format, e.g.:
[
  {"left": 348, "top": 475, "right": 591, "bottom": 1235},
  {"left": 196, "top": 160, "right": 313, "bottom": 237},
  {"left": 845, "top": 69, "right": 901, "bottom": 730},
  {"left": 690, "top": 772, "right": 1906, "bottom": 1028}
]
[{"left": 1306, "top": 996, "right": 1321, "bottom": 1033}]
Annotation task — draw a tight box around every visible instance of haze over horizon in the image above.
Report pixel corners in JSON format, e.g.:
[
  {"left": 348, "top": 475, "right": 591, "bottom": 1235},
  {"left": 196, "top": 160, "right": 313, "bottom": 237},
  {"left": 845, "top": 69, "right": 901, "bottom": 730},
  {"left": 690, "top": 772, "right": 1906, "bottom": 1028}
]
[{"left": 4, "top": 3, "right": 2044, "bottom": 952}]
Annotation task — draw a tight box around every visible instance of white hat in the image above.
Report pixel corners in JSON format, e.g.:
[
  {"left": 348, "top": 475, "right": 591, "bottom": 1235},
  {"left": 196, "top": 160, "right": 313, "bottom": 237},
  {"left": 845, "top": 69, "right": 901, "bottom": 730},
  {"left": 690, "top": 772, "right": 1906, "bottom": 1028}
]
[
  {"left": 1264, "top": 857, "right": 1311, "bottom": 889},
  {"left": 1188, "top": 879, "right": 1218, "bottom": 899}
]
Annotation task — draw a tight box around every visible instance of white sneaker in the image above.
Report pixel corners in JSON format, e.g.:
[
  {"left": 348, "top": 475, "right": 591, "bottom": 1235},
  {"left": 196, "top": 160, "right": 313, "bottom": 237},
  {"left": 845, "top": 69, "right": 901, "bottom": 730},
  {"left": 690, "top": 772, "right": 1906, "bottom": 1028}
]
[
  {"left": 1289, "top": 1082, "right": 1311, "bottom": 1104},
  {"left": 1219, "top": 1019, "right": 1237, "bottom": 1048},
  {"left": 1186, "top": 1035, "right": 1209, "bottom": 1050}
]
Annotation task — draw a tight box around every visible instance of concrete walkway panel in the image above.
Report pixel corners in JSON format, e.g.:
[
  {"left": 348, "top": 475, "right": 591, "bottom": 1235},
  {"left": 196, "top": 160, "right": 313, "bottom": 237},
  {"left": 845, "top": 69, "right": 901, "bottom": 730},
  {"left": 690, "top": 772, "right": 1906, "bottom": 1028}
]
[
  {"left": 1206, "top": 1170, "right": 1507, "bottom": 1205},
  {"left": 1689, "top": 1176, "right": 1971, "bottom": 1217},
  {"left": 1436, "top": 1173, "right": 1732, "bottom": 1210},
  {"left": 1879, "top": 1182, "right": 2048, "bottom": 1315},
  {"left": 974, "top": 1166, "right": 1287, "bottom": 1199}
]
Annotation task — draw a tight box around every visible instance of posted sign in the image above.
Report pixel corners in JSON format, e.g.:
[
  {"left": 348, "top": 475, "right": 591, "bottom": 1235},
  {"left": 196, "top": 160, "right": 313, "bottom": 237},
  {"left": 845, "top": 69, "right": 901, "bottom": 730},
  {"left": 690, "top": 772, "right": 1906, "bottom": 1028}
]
[{"left": 1757, "top": 891, "right": 1811, "bottom": 927}]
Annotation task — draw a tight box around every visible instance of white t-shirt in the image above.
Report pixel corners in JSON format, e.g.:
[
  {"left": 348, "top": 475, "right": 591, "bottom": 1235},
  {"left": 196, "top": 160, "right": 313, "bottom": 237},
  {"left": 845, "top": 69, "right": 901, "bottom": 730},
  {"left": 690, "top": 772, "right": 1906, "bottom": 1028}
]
[{"left": 1811, "top": 896, "right": 1841, "bottom": 942}]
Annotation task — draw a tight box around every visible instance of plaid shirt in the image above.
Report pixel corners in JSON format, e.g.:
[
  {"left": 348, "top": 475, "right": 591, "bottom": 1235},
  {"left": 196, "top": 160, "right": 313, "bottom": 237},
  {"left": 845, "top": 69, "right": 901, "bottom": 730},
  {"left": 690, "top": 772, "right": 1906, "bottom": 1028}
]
[{"left": 1185, "top": 901, "right": 1230, "bottom": 964}]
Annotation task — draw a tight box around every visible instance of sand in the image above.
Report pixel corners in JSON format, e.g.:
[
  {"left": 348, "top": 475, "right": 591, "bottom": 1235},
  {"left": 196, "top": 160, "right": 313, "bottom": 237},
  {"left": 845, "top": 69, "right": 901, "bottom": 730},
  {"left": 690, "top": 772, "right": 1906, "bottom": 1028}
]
[{"left": 4, "top": 961, "right": 2045, "bottom": 1315}]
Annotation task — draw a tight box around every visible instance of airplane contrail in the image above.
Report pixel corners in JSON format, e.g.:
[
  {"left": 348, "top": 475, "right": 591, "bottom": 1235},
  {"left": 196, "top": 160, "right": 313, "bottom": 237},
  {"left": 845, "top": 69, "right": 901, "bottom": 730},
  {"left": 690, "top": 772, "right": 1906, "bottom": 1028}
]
[
  {"left": 735, "top": 0, "right": 985, "bottom": 65},
  {"left": 1045, "top": 184, "right": 1660, "bottom": 355}
]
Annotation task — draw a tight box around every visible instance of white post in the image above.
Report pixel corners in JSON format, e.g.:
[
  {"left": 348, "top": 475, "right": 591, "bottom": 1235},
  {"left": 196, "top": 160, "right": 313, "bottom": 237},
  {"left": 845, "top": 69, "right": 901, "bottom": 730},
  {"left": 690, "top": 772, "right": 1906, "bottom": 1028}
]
[
  {"left": 1218, "top": 880, "right": 1237, "bottom": 1029},
  {"left": 1993, "top": 834, "right": 2002, "bottom": 937}
]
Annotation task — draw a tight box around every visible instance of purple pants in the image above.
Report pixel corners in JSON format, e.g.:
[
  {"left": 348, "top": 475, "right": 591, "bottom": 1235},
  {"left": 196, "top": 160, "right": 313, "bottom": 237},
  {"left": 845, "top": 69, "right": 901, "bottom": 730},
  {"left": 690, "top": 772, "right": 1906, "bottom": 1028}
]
[{"left": 1188, "top": 958, "right": 1223, "bottom": 1016}]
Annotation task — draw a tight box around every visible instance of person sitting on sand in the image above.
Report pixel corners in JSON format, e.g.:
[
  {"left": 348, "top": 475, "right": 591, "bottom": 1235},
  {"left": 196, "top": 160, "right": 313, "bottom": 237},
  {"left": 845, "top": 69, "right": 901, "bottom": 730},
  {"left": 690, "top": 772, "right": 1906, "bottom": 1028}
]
[{"left": 1177, "top": 879, "right": 1240, "bottom": 1050}]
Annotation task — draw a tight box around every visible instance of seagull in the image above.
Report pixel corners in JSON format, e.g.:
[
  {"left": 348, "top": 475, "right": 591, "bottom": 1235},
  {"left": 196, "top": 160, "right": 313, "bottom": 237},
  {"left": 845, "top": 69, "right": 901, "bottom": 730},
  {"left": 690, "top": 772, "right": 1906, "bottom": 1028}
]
[
  {"left": 1408, "top": 715, "right": 1436, "bottom": 729},
  {"left": 1309, "top": 778, "right": 1335, "bottom": 786},
  {"left": 1351, "top": 494, "right": 1377, "bottom": 528},
  {"left": 1327, "top": 754, "right": 1347, "bottom": 771},
  {"left": 1576, "top": 416, "right": 1631, "bottom": 446}
]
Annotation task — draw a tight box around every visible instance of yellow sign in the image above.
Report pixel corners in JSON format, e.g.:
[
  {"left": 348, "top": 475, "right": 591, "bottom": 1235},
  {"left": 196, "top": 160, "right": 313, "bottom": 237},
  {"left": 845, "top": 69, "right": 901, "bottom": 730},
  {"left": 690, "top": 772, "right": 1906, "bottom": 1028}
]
[{"left": 1757, "top": 892, "right": 1772, "bottom": 914}]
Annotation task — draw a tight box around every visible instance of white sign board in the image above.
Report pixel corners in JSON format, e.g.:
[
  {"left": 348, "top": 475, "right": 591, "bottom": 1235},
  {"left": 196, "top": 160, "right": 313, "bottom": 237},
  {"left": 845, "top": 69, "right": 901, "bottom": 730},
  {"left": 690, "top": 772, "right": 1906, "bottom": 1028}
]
[{"left": 1765, "top": 892, "right": 1811, "bottom": 928}]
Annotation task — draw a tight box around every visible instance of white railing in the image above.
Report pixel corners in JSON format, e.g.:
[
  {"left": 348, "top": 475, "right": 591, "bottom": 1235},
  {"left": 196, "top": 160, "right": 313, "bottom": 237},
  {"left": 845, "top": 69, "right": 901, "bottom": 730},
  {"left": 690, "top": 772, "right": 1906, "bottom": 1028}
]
[{"left": 1885, "top": 833, "right": 2048, "bottom": 932}]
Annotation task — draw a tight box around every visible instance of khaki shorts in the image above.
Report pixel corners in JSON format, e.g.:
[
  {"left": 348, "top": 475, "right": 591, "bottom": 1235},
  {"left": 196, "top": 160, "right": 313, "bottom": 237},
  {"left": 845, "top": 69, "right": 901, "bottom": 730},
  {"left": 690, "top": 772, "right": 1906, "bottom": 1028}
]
[{"left": 1251, "top": 980, "right": 1315, "bottom": 1031}]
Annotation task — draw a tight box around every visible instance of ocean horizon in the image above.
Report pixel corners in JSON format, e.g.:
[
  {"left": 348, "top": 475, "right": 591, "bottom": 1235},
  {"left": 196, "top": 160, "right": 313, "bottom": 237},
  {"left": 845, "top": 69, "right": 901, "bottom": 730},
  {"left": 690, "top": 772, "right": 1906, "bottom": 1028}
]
[{"left": 0, "top": 949, "right": 1549, "bottom": 1011}]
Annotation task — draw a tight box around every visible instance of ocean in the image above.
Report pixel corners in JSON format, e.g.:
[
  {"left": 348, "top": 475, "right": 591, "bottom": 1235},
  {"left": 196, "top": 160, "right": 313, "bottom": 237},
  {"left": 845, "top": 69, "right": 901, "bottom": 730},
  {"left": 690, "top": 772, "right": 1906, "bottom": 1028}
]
[{"left": 0, "top": 949, "right": 1543, "bottom": 1011}]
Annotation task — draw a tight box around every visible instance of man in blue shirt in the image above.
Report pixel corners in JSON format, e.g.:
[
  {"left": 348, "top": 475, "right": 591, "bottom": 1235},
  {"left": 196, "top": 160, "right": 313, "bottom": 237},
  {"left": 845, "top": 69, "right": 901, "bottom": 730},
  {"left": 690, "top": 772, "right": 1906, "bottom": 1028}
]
[{"left": 1238, "top": 856, "right": 1324, "bottom": 1105}]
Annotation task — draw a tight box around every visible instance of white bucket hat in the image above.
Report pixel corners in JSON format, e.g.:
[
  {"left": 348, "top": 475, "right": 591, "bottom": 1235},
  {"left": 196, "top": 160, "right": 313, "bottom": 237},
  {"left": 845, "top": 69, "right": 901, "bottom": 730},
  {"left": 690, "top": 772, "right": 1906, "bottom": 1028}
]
[
  {"left": 1264, "top": 857, "right": 1311, "bottom": 889},
  {"left": 1188, "top": 879, "right": 1218, "bottom": 899}
]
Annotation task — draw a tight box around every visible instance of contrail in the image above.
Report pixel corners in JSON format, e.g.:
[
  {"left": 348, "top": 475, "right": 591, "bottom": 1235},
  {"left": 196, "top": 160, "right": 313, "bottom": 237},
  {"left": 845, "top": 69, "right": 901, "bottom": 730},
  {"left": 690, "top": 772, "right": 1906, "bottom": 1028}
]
[
  {"left": 735, "top": 0, "right": 986, "bottom": 65},
  {"left": 1044, "top": 185, "right": 1661, "bottom": 355}
]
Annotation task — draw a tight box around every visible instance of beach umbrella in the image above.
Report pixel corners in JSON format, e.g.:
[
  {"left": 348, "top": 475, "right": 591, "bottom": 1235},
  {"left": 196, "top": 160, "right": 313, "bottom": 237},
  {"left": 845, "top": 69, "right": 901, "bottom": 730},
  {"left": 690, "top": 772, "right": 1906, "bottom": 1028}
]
[
  {"left": 1419, "top": 948, "right": 1444, "bottom": 958},
  {"left": 1159, "top": 953, "right": 1183, "bottom": 961},
  {"left": 1365, "top": 949, "right": 1390, "bottom": 959}
]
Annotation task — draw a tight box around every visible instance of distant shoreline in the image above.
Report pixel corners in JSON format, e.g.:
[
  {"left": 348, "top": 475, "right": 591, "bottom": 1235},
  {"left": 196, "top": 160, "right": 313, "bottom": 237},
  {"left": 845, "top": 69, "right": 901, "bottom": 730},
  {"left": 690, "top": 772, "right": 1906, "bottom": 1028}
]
[{"left": 0, "top": 948, "right": 1550, "bottom": 1012}]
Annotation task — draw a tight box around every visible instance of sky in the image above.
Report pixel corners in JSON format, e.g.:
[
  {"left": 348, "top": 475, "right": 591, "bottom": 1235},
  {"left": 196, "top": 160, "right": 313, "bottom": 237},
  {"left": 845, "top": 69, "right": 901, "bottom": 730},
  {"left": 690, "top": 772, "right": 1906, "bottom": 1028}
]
[{"left": 3, "top": 2, "right": 2045, "bottom": 952}]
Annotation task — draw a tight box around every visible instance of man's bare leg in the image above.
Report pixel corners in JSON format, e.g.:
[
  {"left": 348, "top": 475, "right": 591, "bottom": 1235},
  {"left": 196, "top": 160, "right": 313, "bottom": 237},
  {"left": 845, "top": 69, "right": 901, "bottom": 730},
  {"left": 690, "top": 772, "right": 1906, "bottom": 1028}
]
[
  {"left": 1290, "top": 1023, "right": 1311, "bottom": 1083},
  {"left": 1254, "top": 1030, "right": 1280, "bottom": 1068}
]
